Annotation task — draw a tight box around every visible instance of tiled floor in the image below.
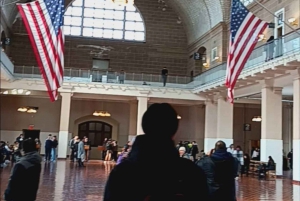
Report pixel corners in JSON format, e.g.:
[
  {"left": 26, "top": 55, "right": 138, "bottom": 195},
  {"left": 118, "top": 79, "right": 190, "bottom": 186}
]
[{"left": 0, "top": 160, "right": 299, "bottom": 201}]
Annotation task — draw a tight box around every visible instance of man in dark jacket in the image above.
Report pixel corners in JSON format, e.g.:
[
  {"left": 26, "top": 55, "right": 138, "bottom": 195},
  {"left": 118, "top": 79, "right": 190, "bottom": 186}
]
[
  {"left": 4, "top": 138, "right": 42, "bottom": 201},
  {"left": 196, "top": 141, "right": 238, "bottom": 201},
  {"left": 104, "top": 103, "right": 208, "bottom": 201},
  {"left": 44, "top": 134, "right": 52, "bottom": 162}
]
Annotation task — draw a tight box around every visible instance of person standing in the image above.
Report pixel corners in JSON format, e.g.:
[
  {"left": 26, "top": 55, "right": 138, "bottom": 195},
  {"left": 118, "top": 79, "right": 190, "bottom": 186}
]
[
  {"left": 84, "top": 137, "right": 91, "bottom": 162},
  {"left": 191, "top": 141, "right": 199, "bottom": 162},
  {"left": 232, "top": 146, "right": 244, "bottom": 178},
  {"left": 287, "top": 149, "right": 293, "bottom": 169},
  {"left": 161, "top": 67, "right": 168, "bottom": 87},
  {"left": 197, "top": 141, "right": 238, "bottom": 201},
  {"left": 69, "top": 136, "right": 78, "bottom": 162},
  {"left": 44, "top": 135, "right": 53, "bottom": 162},
  {"left": 102, "top": 138, "right": 108, "bottom": 160},
  {"left": 119, "top": 70, "right": 125, "bottom": 84},
  {"left": 51, "top": 136, "right": 58, "bottom": 162},
  {"left": 77, "top": 138, "right": 85, "bottom": 167},
  {"left": 4, "top": 138, "right": 42, "bottom": 201},
  {"left": 16, "top": 134, "right": 24, "bottom": 150}
]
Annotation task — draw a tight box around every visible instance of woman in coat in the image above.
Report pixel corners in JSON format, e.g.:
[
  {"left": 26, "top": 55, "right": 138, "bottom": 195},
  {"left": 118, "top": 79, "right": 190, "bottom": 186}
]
[{"left": 77, "top": 139, "right": 85, "bottom": 167}]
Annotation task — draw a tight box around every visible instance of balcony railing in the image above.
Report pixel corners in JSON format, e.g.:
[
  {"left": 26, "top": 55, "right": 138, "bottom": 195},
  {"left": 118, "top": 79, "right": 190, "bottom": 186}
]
[
  {"left": 193, "top": 30, "right": 300, "bottom": 88},
  {"left": 13, "top": 66, "right": 193, "bottom": 89}
]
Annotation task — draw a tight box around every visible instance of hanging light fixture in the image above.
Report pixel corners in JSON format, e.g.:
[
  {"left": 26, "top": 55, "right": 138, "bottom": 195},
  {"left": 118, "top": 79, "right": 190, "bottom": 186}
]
[
  {"left": 17, "top": 107, "right": 28, "bottom": 112},
  {"left": 177, "top": 115, "right": 181, "bottom": 120},
  {"left": 93, "top": 111, "right": 111, "bottom": 117},
  {"left": 252, "top": 116, "right": 262, "bottom": 122},
  {"left": 17, "top": 106, "right": 38, "bottom": 113},
  {"left": 111, "top": 0, "right": 134, "bottom": 6}
]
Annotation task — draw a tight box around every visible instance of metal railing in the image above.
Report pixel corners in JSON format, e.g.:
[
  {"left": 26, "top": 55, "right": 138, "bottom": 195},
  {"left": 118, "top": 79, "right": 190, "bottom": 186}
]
[
  {"left": 13, "top": 66, "right": 193, "bottom": 88},
  {"left": 193, "top": 30, "right": 300, "bottom": 88}
]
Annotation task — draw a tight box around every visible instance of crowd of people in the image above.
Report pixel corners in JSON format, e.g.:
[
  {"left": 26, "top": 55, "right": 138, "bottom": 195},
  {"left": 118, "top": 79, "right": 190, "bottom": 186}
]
[{"left": 69, "top": 136, "right": 92, "bottom": 167}]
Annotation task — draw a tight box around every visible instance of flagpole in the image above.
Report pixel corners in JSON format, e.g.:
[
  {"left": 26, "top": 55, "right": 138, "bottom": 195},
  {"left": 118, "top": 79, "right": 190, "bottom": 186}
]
[{"left": 253, "top": 0, "right": 300, "bottom": 36}]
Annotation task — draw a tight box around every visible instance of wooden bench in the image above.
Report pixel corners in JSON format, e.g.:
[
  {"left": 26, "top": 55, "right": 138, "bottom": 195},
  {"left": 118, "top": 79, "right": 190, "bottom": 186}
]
[{"left": 248, "top": 160, "right": 276, "bottom": 180}]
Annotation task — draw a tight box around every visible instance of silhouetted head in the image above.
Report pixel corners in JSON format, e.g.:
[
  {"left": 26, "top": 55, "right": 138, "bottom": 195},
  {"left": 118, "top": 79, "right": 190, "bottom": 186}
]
[
  {"left": 23, "top": 138, "right": 37, "bottom": 153},
  {"left": 215, "top": 140, "right": 227, "bottom": 151},
  {"left": 142, "top": 103, "right": 178, "bottom": 138}
]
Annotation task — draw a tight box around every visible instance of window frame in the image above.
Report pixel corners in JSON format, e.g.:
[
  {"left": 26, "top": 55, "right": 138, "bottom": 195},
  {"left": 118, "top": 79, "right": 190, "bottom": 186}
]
[{"left": 64, "top": 0, "right": 146, "bottom": 42}]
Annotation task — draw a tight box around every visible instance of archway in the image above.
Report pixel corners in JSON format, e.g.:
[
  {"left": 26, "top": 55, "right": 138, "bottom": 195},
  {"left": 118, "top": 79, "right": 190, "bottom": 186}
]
[{"left": 74, "top": 115, "right": 119, "bottom": 159}]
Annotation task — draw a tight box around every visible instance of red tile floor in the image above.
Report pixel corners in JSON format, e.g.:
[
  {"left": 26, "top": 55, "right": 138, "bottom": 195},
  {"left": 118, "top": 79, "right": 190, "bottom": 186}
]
[{"left": 0, "top": 160, "right": 299, "bottom": 201}]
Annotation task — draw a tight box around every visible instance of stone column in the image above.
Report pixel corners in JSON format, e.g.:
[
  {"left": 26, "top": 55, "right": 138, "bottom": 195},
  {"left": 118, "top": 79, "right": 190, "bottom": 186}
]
[
  {"left": 204, "top": 100, "right": 218, "bottom": 152},
  {"left": 136, "top": 97, "right": 148, "bottom": 135},
  {"left": 293, "top": 74, "right": 300, "bottom": 181},
  {"left": 57, "top": 92, "right": 72, "bottom": 159},
  {"left": 261, "top": 87, "right": 283, "bottom": 175},
  {"left": 128, "top": 101, "right": 137, "bottom": 141},
  {"left": 217, "top": 95, "right": 234, "bottom": 147}
]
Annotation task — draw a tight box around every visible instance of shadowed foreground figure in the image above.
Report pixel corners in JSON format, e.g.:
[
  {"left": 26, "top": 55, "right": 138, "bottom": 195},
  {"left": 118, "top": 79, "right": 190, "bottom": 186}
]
[
  {"left": 4, "top": 138, "right": 42, "bottom": 201},
  {"left": 196, "top": 141, "right": 238, "bottom": 201},
  {"left": 104, "top": 103, "right": 208, "bottom": 201}
]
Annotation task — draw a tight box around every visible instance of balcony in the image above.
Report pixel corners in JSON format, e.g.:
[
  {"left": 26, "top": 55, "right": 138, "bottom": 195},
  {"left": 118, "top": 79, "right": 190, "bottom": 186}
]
[
  {"left": 193, "top": 30, "right": 300, "bottom": 92},
  {"left": 0, "top": 50, "right": 14, "bottom": 80}
]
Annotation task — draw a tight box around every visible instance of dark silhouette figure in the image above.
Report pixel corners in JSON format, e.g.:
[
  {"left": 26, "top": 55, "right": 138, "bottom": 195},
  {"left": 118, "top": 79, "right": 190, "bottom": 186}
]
[
  {"left": 4, "top": 138, "right": 42, "bottom": 201},
  {"left": 161, "top": 67, "right": 168, "bottom": 87},
  {"left": 104, "top": 103, "right": 208, "bottom": 201},
  {"left": 196, "top": 141, "right": 238, "bottom": 201},
  {"left": 265, "top": 36, "right": 275, "bottom": 61}
]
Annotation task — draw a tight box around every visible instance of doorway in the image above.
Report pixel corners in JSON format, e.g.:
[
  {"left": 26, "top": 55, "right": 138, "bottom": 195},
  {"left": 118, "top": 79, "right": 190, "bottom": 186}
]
[
  {"left": 23, "top": 129, "right": 40, "bottom": 140},
  {"left": 78, "top": 121, "right": 112, "bottom": 159},
  {"left": 274, "top": 8, "right": 284, "bottom": 57}
]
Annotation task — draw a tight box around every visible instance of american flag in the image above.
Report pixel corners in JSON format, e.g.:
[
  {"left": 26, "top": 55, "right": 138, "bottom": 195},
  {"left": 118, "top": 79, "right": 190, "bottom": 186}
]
[
  {"left": 225, "top": 0, "right": 268, "bottom": 103},
  {"left": 17, "top": 0, "right": 65, "bottom": 101}
]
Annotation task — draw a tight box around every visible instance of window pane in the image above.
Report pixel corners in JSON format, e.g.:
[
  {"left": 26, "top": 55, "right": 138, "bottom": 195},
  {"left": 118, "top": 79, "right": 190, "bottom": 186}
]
[
  {"left": 70, "top": 16, "right": 82, "bottom": 26},
  {"left": 113, "top": 30, "right": 123, "bottom": 39},
  {"left": 65, "top": 7, "right": 72, "bottom": 16},
  {"left": 104, "top": 125, "right": 111, "bottom": 132},
  {"left": 64, "top": 26, "right": 71, "bottom": 35},
  {"left": 89, "top": 132, "right": 95, "bottom": 146},
  {"left": 96, "top": 122, "right": 102, "bottom": 131},
  {"left": 94, "top": 2, "right": 105, "bottom": 9},
  {"left": 103, "top": 2, "right": 116, "bottom": 10},
  {"left": 125, "top": 31, "right": 134, "bottom": 40},
  {"left": 72, "top": 0, "right": 83, "bottom": 6},
  {"left": 134, "top": 22, "right": 144, "bottom": 31},
  {"left": 126, "top": 12, "right": 136, "bottom": 21},
  {"left": 104, "top": 10, "right": 114, "bottom": 19},
  {"left": 114, "top": 5, "right": 125, "bottom": 10},
  {"left": 104, "top": 132, "right": 111, "bottom": 139},
  {"left": 93, "top": 19, "right": 104, "bottom": 28},
  {"left": 83, "top": 18, "right": 94, "bottom": 27},
  {"left": 71, "top": 26, "right": 81, "bottom": 35},
  {"left": 95, "top": 133, "right": 103, "bottom": 146},
  {"left": 94, "top": 9, "right": 104, "bottom": 19},
  {"left": 134, "top": 32, "right": 145, "bottom": 41},
  {"left": 83, "top": 27, "right": 93, "bottom": 36},
  {"left": 134, "top": 13, "right": 143, "bottom": 21},
  {"left": 89, "top": 122, "right": 95, "bottom": 130},
  {"left": 103, "top": 29, "right": 113, "bottom": 38},
  {"left": 84, "top": 8, "right": 94, "bottom": 17},
  {"left": 84, "top": 0, "right": 95, "bottom": 7},
  {"left": 114, "top": 11, "right": 124, "bottom": 20},
  {"left": 93, "top": 29, "right": 103, "bottom": 37},
  {"left": 80, "top": 123, "right": 87, "bottom": 130},
  {"left": 126, "top": 5, "right": 136, "bottom": 11},
  {"left": 71, "top": 7, "right": 82, "bottom": 16},
  {"left": 113, "top": 20, "right": 123, "bottom": 29},
  {"left": 103, "top": 20, "right": 114, "bottom": 29},
  {"left": 64, "top": 16, "right": 72, "bottom": 25},
  {"left": 125, "top": 21, "right": 135, "bottom": 30}
]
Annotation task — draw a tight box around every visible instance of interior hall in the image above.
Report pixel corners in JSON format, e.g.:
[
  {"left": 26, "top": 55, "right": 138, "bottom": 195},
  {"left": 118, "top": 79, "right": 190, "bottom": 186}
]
[{"left": 1, "top": 0, "right": 300, "bottom": 200}]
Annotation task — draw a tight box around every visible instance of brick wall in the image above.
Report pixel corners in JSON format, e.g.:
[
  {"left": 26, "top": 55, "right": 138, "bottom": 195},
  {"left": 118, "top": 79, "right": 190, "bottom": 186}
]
[{"left": 9, "top": 0, "right": 189, "bottom": 76}]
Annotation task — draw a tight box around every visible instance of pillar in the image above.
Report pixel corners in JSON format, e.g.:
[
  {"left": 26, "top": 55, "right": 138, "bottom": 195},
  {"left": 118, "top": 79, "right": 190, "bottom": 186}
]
[
  {"left": 128, "top": 101, "right": 137, "bottom": 141},
  {"left": 261, "top": 87, "right": 283, "bottom": 175},
  {"left": 136, "top": 97, "right": 148, "bottom": 135},
  {"left": 57, "top": 92, "right": 72, "bottom": 159},
  {"left": 204, "top": 101, "right": 218, "bottom": 152},
  {"left": 217, "top": 95, "right": 234, "bottom": 147},
  {"left": 293, "top": 75, "right": 300, "bottom": 181}
]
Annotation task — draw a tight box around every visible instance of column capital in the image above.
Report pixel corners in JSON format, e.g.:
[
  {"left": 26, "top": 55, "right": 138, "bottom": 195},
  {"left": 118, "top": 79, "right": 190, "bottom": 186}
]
[
  {"left": 60, "top": 92, "right": 73, "bottom": 97},
  {"left": 137, "top": 96, "right": 149, "bottom": 101},
  {"left": 291, "top": 68, "right": 300, "bottom": 80},
  {"left": 273, "top": 87, "right": 283, "bottom": 94}
]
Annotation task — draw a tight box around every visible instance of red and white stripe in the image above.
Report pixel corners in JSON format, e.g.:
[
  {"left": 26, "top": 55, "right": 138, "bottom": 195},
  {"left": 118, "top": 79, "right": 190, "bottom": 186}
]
[
  {"left": 17, "top": 1, "right": 64, "bottom": 101},
  {"left": 226, "top": 12, "right": 268, "bottom": 103}
]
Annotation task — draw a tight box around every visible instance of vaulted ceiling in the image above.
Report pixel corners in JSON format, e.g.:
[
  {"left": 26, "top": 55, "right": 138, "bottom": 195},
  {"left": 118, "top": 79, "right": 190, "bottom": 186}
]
[{"left": 0, "top": 0, "right": 230, "bottom": 45}]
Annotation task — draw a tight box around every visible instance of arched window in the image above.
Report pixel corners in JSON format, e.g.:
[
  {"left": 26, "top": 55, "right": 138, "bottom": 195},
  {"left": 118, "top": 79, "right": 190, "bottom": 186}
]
[
  {"left": 64, "top": 0, "right": 145, "bottom": 41},
  {"left": 240, "top": 0, "right": 254, "bottom": 6},
  {"left": 78, "top": 121, "right": 112, "bottom": 147}
]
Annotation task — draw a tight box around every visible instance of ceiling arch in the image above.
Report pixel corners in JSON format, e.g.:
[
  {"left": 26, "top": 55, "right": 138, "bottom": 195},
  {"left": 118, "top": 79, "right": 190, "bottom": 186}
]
[
  {"left": 1, "top": 0, "right": 225, "bottom": 45},
  {"left": 166, "top": 0, "right": 224, "bottom": 44}
]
